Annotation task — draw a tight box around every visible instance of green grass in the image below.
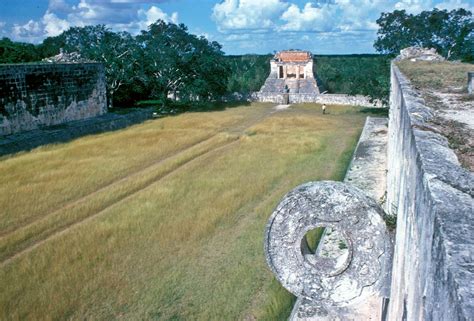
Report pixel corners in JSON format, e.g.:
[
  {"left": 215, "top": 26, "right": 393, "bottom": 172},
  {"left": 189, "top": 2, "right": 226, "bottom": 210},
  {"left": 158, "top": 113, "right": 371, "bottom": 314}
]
[
  {"left": 0, "top": 103, "right": 369, "bottom": 320},
  {"left": 396, "top": 60, "right": 474, "bottom": 171},
  {"left": 397, "top": 60, "right": 474, "bottom": 92},
  {"left": 304, "top": 228, "right": 326, "bottom": 254}
]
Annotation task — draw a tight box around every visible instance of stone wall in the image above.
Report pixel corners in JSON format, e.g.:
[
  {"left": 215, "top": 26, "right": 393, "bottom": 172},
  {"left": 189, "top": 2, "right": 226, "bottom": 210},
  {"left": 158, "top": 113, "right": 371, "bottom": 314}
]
[
  {"left": 0, "top": 108, "right": 153, "bottom": 157},
  {"left": 468, "top": 72, "right": 473, "bottom": 94},
  {"left": 314, "top": 94, "right": 381, "bottom": 107},
  {"left": 387, "top": 65, "right": 473, "bottom": 320},
  {"left": 252, "top": 92, "right": 286, "bottom": 104},
  {"left": 252, "top": 92, "right": 381, "bottom": 107},
  {"left": 0, "top": 63, "right": 106, "bottom": 136}
]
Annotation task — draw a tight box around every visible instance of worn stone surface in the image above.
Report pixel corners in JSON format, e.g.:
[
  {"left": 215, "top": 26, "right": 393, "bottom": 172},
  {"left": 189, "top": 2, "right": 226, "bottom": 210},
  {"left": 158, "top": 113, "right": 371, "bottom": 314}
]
[
  {"left": 468, "top": 72, "right": 474, "bottom": 94},
  {"left": 0, "top": 63, "right": 106, "bottom": 136},
  {"left": 395, "top": 47, "right": 445, "bottom": 62},
  {"left": 253, "top": 92, "right": 382, "bottom": 107},
  {"left": 288, "top": 117, "right": 392, "bottom": 321},
  {"left": 0, "top": 108, "right": 153, "bottom": 157},
  {"left": 255, "top": 52, "right": 383, "bottom": 107},
  {"left": 258, "top": 50, "right": 320, "bottom": 95},
  {"left": 265, "top": 181, "right": 391, "bottom": 320},
  {"left": 387, "top": 65, "right": 474, "bottom": 320},
  {"left": 42, "top": 50, "right": 92, "bottom": 63},
  {"left": 345, "top": 117, "right": 389, "bottom": 204}
]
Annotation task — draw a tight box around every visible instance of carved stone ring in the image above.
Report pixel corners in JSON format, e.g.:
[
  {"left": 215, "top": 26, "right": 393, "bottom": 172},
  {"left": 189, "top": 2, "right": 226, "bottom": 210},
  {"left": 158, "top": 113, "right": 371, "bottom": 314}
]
[{"left": 264, "top": 181, "right": 390, "bottom": 306}]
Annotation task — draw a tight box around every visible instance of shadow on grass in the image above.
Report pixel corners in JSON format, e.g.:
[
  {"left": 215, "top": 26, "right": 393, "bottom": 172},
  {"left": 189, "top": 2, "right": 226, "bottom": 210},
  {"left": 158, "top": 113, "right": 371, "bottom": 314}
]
[
  {"left": 134, "top": 99, "right": 252, "bottom": 117},
  {"left": 360, "top": 107, "right": 389, "bottom": 116}
]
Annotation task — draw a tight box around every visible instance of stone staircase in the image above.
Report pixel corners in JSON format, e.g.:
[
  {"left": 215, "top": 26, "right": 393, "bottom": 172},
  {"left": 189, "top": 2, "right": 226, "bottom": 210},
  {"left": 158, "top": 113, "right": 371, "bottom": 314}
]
[
  {"left": 259, "top": 78, "right": 286, "bottom": 93},
  {"left": 298, "top": 78, "right": 320, "bottom": 94},
  {"left": 259, "top": 78, "right": 320, "bottom": 94},
  {"left": 285, "top": 79, "right": 299, "bottom": 93}
]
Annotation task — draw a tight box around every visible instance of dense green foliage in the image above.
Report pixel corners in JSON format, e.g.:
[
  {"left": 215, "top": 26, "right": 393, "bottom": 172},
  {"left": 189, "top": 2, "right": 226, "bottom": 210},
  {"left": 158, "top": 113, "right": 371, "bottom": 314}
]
[
  {"left": 374, "top": 8, "right": 473, "bottom": 62},
  {"left": 42, "top": 25, "right": 140, "bottom": 108},
  {"left": 224, "top": 54, "right": 391, "bottom": 105},
  {"left": 315, "top": 55, "right": 391, "bottom": 104},
  {"left": 0, "top": 21, "right": 229, "bottom": 110},
  {"left": 0, "top": 38, "right": 41, "bottom": 63},
  {"left": 136, "top": 21, "right": 229, "bottom": 107},
  {"left": 1, "top": 8, "right": 471, "bottom": 107},
  {"left": 226, "top": 55, "right": 272, "bottom": 93}
]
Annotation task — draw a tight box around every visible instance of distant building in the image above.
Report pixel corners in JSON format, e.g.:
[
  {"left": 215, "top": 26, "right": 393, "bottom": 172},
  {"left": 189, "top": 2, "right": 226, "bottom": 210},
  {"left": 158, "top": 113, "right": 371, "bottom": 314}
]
[
  {"left": 254, "top": 50, "right": 378, "bottom": 107},
  {"left": 259, "top": 50, "right": 320, "bottom": 95}
]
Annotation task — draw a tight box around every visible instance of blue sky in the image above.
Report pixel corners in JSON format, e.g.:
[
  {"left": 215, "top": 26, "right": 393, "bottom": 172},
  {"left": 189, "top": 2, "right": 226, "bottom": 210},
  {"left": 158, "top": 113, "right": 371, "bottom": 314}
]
[{"left": 0, "top": 0, "right": 472, "bottom": 55}]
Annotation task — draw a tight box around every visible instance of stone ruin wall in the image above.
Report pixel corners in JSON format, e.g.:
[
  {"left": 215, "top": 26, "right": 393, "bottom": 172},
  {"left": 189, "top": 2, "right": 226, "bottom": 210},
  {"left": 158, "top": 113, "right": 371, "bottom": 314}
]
[
  {"left": 468, "top": 72, "right": 473, "bottom": 94},
  {"left": 0, "top": 63, "right": 107, "bottom": 136},
  {"left": 253, "top": 92, "right": 381, "bottom": 107},
  {"left": 387, "top": 65, "right": 473, "bottom": 320},
  {"left": 263, "top": 61, "right": 472, "bottom": 321},
  {"left": 255, "top": 50, "right": 382, "bottom": 108}
]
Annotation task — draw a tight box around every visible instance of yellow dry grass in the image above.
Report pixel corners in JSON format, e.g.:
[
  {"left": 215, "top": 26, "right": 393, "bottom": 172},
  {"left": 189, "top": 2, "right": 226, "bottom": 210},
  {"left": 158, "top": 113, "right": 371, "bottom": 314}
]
[
  {"left": 397, "top": 60, "right": 474, "bottom": 91},
  {"left": 0, "top": 103, "right": 369, "bottom": 320}
]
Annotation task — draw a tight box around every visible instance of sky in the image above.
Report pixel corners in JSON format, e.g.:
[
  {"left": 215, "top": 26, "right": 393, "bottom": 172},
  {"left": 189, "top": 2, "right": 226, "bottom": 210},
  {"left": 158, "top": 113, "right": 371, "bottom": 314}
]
[{"left": 0, "top": 0, "right": 472, "bottom": 55}]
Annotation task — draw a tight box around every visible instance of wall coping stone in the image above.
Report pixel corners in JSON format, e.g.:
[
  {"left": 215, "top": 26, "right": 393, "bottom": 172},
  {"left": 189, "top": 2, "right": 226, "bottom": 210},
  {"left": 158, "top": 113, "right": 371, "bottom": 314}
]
[{"left": 390, "top": 65, "right": 473, "bottom": 319}]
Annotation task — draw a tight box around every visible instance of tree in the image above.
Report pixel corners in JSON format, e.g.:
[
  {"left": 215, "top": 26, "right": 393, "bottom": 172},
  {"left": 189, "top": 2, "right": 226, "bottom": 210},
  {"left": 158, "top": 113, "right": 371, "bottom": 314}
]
[
  {"left": 226, "top": 55, "right": 272, "bottom": 93},
  {"left": 374, "top": 8, "right": 473, "bottom": 61},
  {"left": 136, "top": 20, "right": 230, "bottom": 108},
  {"left": 0, "top": 38, "right": 41, "bottom": 63},
  {"left": 43, "top": 25, "right": 140, "bottom": 108}
]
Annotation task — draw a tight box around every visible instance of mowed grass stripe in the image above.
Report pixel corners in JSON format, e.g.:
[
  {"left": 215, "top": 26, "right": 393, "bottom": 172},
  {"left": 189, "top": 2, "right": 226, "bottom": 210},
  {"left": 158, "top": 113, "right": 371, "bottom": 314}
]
[
  {"left": 0, "top": 104, "right": 368, "bottom": 320},
  {"left": 0, "top": 128, "right": 214, "bottom": 233},
  {"left": 171, "top": 128, "right": 359, "bottom": 321},
  {"left": 0, "top": 104, "right": 276, "bottom": 263},
  {"left": 0, "top": 107, "right": 257, "bottom": 234},
  {"left": 0, "top": 133, "right": 239, "bottom": 264},
  {"left": 0, "top": 133, "right": 218, "bottom": 238}
]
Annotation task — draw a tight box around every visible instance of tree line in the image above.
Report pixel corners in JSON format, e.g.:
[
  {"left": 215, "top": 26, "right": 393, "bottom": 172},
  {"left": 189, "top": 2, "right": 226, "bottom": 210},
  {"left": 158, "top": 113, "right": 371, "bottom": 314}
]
[
  {"left": 375, "top": 8, "right": 473, "bottom": 61},
  {"left": 1, "top": 21, "right": 230, "bottom": 110},
  {"left": 0, "top": 8, "right": 471, "bottom": 109}
]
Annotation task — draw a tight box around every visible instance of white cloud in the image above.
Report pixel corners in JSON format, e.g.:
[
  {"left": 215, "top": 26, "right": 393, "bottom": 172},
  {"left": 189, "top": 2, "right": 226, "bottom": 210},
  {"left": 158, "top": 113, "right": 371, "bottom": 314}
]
[
  {"left": 279, "top": 3, "right": 337, "bottom": 32},
  {"left": 213, "top": 0, "right": 393, "bottom": 34},
  {"left": 212, "top": 0, "right": 289, "bottom": 31},
  {"left": 211, "top": 0, "right": 430, "bottom": 54},
  {"left": 138, "top": 5, "right": 179, "bottom": 30},
  {"left": 394, "top": 0, "right": 433, "bottom": 13},
  {"left": 12, "top": 20, "right": 43, "bottom": 42},
  {"left": 7, "top": 0, "right": 178, "bottom": 42},
  {"left": 0, "top": 21, "right": 7, "bottom": 37},
  {"left": 42, "top": 11, "right": 70, "bottom": 37},
  {"left": 48, "top": 0, "right": 71, "bottom": 13},
  {"left": 436, "top": 0, "right": 474, "bottom": 11},
  {"left": 225, "top": 33, "right": 251, "bottom": 41}
]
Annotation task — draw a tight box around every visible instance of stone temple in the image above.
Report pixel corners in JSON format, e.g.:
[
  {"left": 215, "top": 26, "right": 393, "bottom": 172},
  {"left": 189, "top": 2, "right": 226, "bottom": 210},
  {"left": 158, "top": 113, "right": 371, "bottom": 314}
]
[
  {"left": 259, "top": 50, "right": 320, "bottom": 95},
  {"left": 255, "top": 49, "right": 379, "bottom": 106}
]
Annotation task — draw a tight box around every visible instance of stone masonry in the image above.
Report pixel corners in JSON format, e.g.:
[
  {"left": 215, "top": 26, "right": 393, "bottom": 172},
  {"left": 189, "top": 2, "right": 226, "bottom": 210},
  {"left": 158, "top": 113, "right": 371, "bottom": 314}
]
[
  {"left": 265, "top": 117, "right": 392, "bottom": 321},
  {"left": 0, "top": 108, "right": 153, "bottom": 157},
  {"left": 0, "top": 63, "right": 107, "bottom": 136},
  {"left": 468, "top": 72, "right": 473, "bottom": 94},
  {"left": 264, "top": 56, "right": 473, "bottom": 320},
  {"left": 387, "top": 64, "right": 473, "bottom": 321},
  {"left": 259, "top": 50, "right": 320, "bottom": 100},
  {"left": 255, "top": 50, "right": 381, "bottom": 107}
]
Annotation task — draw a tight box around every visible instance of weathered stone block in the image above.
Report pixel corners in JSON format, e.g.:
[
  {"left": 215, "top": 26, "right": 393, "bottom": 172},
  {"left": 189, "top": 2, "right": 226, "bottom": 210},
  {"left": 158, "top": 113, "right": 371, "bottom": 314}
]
[
  {"left": 387, "top": 64, "right": 473, "bottom": 321},
  {"left": 468, "top": 72, "right": 474, "bottom": 94},
  {"left": 0, "top": 63, "right": 107, "bottom": 136},
  {"left": 265, "top": 181, "right": 391, "bottom": 320}
]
